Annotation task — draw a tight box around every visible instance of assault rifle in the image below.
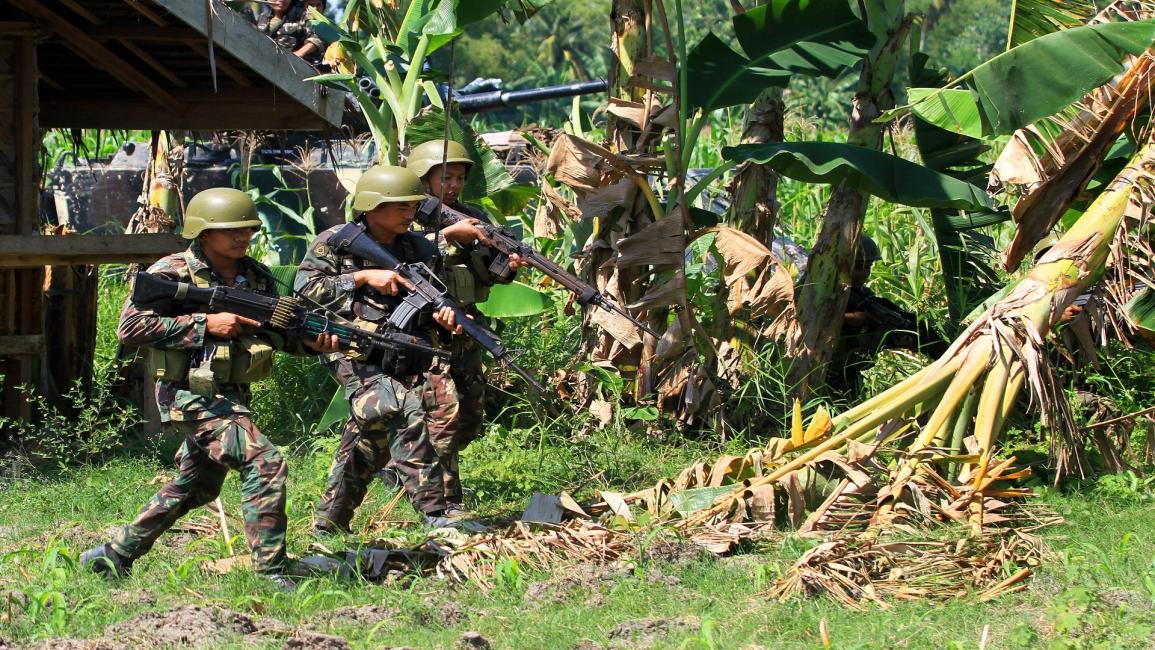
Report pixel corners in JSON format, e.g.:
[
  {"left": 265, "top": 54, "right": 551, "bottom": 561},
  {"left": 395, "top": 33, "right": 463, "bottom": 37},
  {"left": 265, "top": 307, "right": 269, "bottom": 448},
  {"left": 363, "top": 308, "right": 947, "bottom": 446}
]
[
  {"left": 131, "top": 271, "right": 448, "bottom": 358},
  {"left": 327, "top": 222, "right": 547, "bottom": 393},
  {"left": 416, "top": 198, "right": 657, "bottom": 338}
]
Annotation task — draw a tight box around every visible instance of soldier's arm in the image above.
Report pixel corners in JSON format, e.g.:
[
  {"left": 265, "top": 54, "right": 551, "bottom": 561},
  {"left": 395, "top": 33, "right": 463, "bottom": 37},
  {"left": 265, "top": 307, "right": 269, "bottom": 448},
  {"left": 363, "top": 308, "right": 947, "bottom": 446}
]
[
  {"left": 294, "top": 234, "right": 357, "bottom": 317},
  {"left": 117, "top": 263, "right": 207, "bottom": 350}
]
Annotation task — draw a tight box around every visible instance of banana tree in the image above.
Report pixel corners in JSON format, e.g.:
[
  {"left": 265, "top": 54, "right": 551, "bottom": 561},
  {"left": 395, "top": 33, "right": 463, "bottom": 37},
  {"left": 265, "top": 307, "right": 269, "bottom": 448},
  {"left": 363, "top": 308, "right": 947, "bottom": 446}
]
[{"left": 308, "top": 0, "right": 554, "bottom": 163}]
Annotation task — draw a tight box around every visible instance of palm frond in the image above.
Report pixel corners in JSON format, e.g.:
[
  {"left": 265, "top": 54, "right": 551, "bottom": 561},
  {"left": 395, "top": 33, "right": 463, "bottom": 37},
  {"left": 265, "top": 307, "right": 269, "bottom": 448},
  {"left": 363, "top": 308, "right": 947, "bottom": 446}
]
[{"left": 1007, "top": 0, "right": 1096, "bottom": 49}]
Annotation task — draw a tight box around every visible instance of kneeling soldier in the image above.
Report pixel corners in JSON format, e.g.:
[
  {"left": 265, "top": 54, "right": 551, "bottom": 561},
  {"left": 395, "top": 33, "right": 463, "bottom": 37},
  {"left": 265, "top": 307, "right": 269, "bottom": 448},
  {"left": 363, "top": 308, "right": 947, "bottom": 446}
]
[
  {"left": 81, "top": 188, "right": 339, "bottom": 588},
  {"left": 296, "top": 165, "right": 463, "bottom": 534}
]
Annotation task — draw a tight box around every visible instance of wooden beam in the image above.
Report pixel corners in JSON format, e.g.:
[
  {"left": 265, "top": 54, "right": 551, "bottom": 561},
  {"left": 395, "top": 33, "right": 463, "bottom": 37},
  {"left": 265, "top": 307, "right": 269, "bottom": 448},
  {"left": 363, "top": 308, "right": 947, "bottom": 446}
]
[
  {"left": 122, "top": 0, "right": 170, "bottom": 27},
  {"left": 153, "top": 0, "right": 343, "bottom": 127},
  {"left": 120, "top": 38, "right": 188, "bottom": 88},
  {"left": 0, "top": 233, "right": 186, "bottom": 268},
  {"left": 9, "top": 0, "right": 183, "bottom": 114},
  {"left": 87, "top": 26, "right": 200, "bottom": 42},
  {"left": 56, "top": 0, "right": 102, "bottom": 25},
  {"left": 185, "top": 42, "right": 252, "bottom": 88},
  {"left": 0, "top": 22, "right": 38, "bottom": 36},
  {"left": 40, "top": 90, "right": 330, "bottom": 129},
  {"left": 17, "top": 36, "right": 36, "bottom": 236},
  {"left": 0, "top": 334, "right": 44, "bottom": 356}
]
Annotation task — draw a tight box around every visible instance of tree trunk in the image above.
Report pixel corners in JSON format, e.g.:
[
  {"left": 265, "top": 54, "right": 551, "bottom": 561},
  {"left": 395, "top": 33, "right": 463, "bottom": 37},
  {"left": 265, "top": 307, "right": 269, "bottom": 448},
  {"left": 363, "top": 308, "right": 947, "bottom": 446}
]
[
  {"left": 727, "top": 87, "right": 784, "bottom": 245},
  {"left": 788, "top": 3, "right": 910, "bottom": 399}
]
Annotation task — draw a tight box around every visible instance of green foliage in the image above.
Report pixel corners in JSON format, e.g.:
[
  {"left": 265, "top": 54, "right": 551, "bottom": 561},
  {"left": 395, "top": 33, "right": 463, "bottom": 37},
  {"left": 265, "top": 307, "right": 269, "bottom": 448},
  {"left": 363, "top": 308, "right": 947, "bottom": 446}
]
[
  {"left": 476, "top": 281, "right": 552, "bottom": 319},
  {"left": 908, "top": 20, "right": 1155, "bottom": 137}
]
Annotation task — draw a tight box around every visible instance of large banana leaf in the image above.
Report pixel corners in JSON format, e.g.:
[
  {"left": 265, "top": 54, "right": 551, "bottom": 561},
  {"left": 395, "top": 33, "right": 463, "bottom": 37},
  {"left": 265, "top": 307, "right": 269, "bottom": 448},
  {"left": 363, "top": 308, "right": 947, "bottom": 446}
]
[
  {"left": 909, "top": 20, "right": 1155, "bottom": 137},
  {"left": 406, "top": 108, "right": 516, "bottom": 200},
  {"left": 317, "top": 388, "right": 349, "bottom": 432},
  {"left": 398, "top": 0, "right": 505, "bottom": 55},
  {"left": 722, "top": 142, "right": 994, "bottom": 210},
  {"left": 1007, "top": 0, "right": 1096, "bottom": 49},
  {"left": 686, "top": 0, "right": 873, "bottom": 111},
  {"left": 477, "top": 281, "right": 552, "bottom": 318},
  {"left": 1126, "top": 287, "right": 1155, "bottom": 341}
]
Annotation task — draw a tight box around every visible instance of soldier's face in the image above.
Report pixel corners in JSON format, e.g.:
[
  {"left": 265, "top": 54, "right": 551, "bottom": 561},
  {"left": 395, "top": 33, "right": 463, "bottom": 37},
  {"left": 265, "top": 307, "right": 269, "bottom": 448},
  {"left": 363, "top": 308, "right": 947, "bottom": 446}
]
[
  {"left": 365, "top": 201, "right": 418, "bottom": 241},
  {"left": 851, "top": 260, "right": 872, "bottom": 288},
  {"left": 274, "top": 0, "right": 292, "bottom": 12},
  {"left": 200, "top": 227, "right": 257, "bottom": 260},
  {"left": 425, "top": 163, "right": 469, "bottom": 204}
]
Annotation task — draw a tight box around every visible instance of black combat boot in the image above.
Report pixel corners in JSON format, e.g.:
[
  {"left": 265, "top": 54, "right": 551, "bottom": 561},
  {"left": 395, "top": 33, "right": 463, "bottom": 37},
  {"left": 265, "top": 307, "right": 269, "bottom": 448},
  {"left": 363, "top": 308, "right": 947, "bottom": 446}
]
[{"left": 80, "top": 543, "right": 134, "bottom": 579}]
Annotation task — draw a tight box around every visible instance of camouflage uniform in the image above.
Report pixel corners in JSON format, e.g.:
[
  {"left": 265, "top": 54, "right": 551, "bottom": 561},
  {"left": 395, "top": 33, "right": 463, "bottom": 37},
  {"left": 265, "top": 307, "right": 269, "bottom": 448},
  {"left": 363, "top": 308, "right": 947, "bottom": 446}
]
[
  {"left": 296, "top": 221, "right": 447, "bottom": 531},
  {"left": 112, "top": 244, "right": 295, "bottom": 574},
  {"left": 253, "top": 2, "right": 324, "bottom": 64},
  {"left": 407, "top": 198, "right": 515, "bottom": 505}
]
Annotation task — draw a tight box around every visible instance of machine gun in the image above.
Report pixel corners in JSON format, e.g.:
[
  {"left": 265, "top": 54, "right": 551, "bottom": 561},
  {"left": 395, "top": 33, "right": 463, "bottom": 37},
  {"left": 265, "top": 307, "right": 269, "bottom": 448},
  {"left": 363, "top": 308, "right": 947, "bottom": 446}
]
[
  {"left": 354, "top": 77, "right": 608, "bottom": 115},
  {"left": 131, "top": 271, "right": 448, "bottom": 359},
  {"left": 417, "top": 198, "right": 657, "bottom": 337},
  {"left": 327, "top": 222, "right": 547, "bottom": 393}
]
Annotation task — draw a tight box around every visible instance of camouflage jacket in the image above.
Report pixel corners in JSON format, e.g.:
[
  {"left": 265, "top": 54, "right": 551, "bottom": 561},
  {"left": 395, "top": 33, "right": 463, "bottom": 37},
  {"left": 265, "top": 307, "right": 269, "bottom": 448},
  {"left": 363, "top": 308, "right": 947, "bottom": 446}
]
[
  {"left": 422, "top": 198, "right": 516, "bottom": 306},
  {"left": 295, "top": 221, "right": 440, "bottom": 370},
  {"left": 118, "top": 243, "right": 292, "bottom": 422},
  {"left": 253, "top": 3, "right": 323, "bottom": 62}
]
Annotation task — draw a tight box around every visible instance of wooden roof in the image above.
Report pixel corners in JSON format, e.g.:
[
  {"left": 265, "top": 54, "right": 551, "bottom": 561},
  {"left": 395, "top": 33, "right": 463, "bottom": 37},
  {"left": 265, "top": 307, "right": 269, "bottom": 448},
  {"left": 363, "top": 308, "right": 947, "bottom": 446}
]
[{"left": 3, "top": 0, "right": 344, "bottom": 129}]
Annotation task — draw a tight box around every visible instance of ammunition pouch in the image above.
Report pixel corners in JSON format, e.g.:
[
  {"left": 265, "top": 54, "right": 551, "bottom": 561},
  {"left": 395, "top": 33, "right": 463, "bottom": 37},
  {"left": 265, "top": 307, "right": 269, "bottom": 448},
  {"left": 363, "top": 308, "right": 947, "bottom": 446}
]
[
  {"left": 155, "top": 336, "right": 275, "bottom": 397},
  {"left": 445, "top": 264, "right": 487, "bottom": 305},
  {"left": 349, "top": 317, "right": 434, "bottom": 380}
]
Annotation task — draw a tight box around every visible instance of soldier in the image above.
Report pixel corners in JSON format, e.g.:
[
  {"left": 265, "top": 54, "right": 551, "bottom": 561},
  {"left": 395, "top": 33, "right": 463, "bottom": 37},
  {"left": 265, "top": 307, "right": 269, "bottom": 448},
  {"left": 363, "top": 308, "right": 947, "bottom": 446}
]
[
  {"left": 80, "top": 188, "right": 339, "bottom": 588},
  {"left": 394, "top": 139, "right": 522, "bottom": 516},
  {"left": 297, "top": 165, "right": 466, "bottom": 534},
  {"left": 831, "top": 235, "right": 948, "bottom": 394},
  {"left": 253, "top": 0, "right": 325, "bottom": 64}
]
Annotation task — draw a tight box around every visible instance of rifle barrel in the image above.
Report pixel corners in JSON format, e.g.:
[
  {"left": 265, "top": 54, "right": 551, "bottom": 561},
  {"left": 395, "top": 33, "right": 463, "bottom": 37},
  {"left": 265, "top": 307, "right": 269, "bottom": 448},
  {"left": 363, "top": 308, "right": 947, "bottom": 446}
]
[{"left": 455, "top": 80, "right": 608, "bottom": 114}]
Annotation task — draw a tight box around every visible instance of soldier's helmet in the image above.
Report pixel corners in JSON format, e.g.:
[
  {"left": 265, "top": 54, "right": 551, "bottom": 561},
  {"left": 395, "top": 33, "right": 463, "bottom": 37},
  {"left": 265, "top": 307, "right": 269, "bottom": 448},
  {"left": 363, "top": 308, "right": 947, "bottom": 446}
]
[
  {"left": 182, "top": 188, "right": 262, "bottom": 240},
  {"left": 352, "top": 165, "right": 426, "bottom": 212},
  {"left": 856, "top": 235, "right": 883, "bottom": 265},
  {"left": 406, "top": 139, "right": 474, "bottom": 179}
]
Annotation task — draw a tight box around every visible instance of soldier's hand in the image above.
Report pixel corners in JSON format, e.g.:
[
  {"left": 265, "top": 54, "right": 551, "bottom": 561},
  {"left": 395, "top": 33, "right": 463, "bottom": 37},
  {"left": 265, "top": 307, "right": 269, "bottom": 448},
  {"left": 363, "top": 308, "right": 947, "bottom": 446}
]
[
  {"left": 843, "top": 311, "right": 870, "bottom": 328},
  {"left": 433, "top": 306, "right": 465, "bottom": 335},
  {"left": 441, "top": 219, "right": 493, "bottom": 246},
  {"left": 508, "top": 253, "right": 524, "bottom": 271},
  {"left": 205, "top": 313, "right": 261, "bottom": 339},
  {"left": 354, "top": 269, "right": 413, "bottom": 296},
  {"left": 304, "top": 332, "right": 341, "bottom": 353}
]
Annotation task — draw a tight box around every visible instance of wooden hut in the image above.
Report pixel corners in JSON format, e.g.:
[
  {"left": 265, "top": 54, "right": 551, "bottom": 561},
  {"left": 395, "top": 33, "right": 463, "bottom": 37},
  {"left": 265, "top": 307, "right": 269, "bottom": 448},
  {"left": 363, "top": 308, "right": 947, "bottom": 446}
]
[{"left": 0, "top": 0, "right": 343, "bottom": 426}]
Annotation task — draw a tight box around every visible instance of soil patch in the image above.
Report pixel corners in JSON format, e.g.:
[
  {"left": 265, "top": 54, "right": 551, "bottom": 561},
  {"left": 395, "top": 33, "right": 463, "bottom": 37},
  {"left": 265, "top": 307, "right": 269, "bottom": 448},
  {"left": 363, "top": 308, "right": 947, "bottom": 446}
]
[
  {"left": 525, "top": 562, "right": 632, "bottom": 606},
  {"left": 456, "top": 631, "right": 491, "bottom": 649},
  {"left": 313, "top": 604, "right": 401, "bottom": 629},
  {"left": 643, "top": 538, "right": 712, "bottom": 565},
  {"left": 607, "top": 617, "right": 698, "bottom": 650},
  {"left": 104, "top": 605, "right": 257, "bottom": 647},
  {"left": 281, "top": 632, "right": 350, "bottom": 650}
]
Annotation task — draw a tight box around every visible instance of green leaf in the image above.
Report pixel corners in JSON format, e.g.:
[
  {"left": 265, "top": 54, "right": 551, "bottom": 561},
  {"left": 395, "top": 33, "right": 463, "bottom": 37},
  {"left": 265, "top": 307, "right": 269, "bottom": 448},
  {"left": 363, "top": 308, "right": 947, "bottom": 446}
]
[
  {"left": 722, "top": 142, "right": 994, "bottom": 210},
  {"left": 476, "top": 281, "right": 551, "bottom": 318},
  {"left": 1007, "top": 0, "right": 1096, "bottom": 49},
  {"left": 669, "top": 485, "right": 736, "bottom": 515},
  {"left": 911, "top": 20, "right": 1155, "bottom": 137},
  {"left": 406, "top": 108, "right": 516, "bottom": 199},
  {"left": 686, "top": 34, "right": 791, "bottom": 111},
  {"left": 487, "top": 183, "right": 540, "bottom": 216},
  {"left": 268, "top": 265, "right": 299, "bottom": 297},
  {"left": 506, "top": 0, "right": 555, "bottom": 23},
  {"left": 317, "top": 387, "right": 349, "bottom": 432},
  {"left": 733, "top": 0, "right": 873, "bottom": 75},
  {"left": 908, "top": 88, "right": 984, "bottom": 140},
  {"left": 621, "top": 406, "right": 659, "bottom": 421},
  {"left": 1126, "top": 287, "right": 1155, "bottom": 338}
]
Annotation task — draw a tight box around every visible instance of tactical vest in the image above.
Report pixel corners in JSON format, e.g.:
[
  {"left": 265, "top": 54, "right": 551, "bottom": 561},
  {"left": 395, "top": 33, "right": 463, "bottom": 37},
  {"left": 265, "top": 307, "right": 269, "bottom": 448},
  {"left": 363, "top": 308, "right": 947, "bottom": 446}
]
[{"left": 149, "top": 251, "right": 275, "bottom": 391}]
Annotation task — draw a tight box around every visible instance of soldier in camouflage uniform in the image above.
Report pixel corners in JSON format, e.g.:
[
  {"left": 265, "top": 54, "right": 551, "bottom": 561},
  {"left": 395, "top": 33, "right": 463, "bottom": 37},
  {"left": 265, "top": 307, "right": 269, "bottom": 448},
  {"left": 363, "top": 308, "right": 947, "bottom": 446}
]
[
  {"left": 80, "top": 188, "right": 339, "bottom": 586},
  {"left": 252, "top": 0, "right": 325, "bottom": 64},
  {"left": 296, "top": 165, "right": 465, "bottom": 534},
  {"left": 391, "top": 139, "right": 522, "bottom": 514}
]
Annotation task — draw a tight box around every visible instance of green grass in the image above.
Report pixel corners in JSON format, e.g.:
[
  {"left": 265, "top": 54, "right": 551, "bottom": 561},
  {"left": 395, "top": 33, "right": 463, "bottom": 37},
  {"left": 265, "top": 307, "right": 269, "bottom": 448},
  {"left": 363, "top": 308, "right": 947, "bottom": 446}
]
[{"left": 4, "top": 457, "right": 1155, "bottom": 648}]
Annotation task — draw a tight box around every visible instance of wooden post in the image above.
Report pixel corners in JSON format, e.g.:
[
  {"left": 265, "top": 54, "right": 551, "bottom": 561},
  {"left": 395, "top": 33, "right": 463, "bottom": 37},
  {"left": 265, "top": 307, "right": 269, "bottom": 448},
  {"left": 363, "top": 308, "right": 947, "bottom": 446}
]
[{"left": 0, "top": 34, "right": 42, "bottom": 434}]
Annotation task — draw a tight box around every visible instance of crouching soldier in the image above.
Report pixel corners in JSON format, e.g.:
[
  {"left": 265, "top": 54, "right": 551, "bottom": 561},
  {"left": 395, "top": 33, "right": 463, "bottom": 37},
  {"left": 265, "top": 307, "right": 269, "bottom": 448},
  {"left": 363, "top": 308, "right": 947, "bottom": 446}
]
[
  {"left": 81, "top": 188, "right": 339, "bottom": 588},
  {"left": 397, "top": 139, "right": 522, "bottom": 515},
  {"left": 296, "top": 165, "right": 466, "bottom": 534}
]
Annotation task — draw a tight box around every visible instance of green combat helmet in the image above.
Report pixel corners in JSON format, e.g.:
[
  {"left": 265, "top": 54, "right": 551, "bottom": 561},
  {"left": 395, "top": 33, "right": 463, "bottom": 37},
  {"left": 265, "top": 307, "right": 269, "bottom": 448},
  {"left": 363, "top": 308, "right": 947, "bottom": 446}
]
[
  {"left": 182, "top": 188, "right": 262, "bottom": 239},
  {"left": 352, "top": 165, "right": 426, "bottom": 212},
  {"left": 406, "top": 139, "right": 473, "bottom": 179}
]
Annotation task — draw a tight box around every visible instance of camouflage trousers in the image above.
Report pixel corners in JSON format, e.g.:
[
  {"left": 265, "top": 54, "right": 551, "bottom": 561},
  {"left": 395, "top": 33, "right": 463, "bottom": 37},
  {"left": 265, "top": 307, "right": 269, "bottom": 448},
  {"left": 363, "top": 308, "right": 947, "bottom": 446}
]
[
  {"left": 314, "top": 359, "right": 446, "bottom": 532},
  {"left": 111, "top": 414, "right": 288, "bottom": 573},
  {"left": 413, "top": 339, "right": 487, "bottom": 504}
]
